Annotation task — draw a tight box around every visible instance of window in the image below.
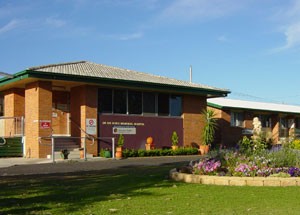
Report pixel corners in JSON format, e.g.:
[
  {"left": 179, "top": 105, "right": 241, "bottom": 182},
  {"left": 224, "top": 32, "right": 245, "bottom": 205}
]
[
  {"left": 143, "top": 92, "right": 156, "bottom": 115},
  {"left": 279, "top": 117, "right": 288, "bottom": 137},
  {"left": 170, "top": 95, "right": 182, "bottom": 116},
  {"left": 231, "top": 112, "right": 244, "bottom": 127},
  {"left": 258, "top": 115, "right": 272, "bottom": 128},
  {"left": 128, "top": 91, "right": 142, "bottom": 115},
  {"left": 113, "top": 89, "right": 127, "bottom": 114},
  {"left": 158, "top": 93, "right": 169, "bottom": 116},
  {"left": 98, "top": 88, "right": 112, "bottom": 113},
  {"left": 98, "top": 88, "right": 183, "bottom": 118},
  {"left": 0, "top": 96, "right": 3, "bottom": 116}
]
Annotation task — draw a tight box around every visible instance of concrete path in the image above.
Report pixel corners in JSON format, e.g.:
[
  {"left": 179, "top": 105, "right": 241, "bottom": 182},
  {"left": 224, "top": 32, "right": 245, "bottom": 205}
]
[{"left": 0, "top": 155, "right": 201, "bottom": 176}]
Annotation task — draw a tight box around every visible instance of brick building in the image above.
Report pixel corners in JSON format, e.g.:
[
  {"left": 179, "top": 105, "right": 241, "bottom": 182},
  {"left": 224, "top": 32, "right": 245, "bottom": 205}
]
[
  {"left": 0, "top": 61, "right": 229, "bottom": 158},
  {"left": 208, "top": 98, "right": 300, "bottom": 147}
]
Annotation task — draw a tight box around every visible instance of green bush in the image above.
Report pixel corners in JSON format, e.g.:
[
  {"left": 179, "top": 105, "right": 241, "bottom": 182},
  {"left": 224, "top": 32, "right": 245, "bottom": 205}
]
[
  {"left": 291, "top": 139, "right": 300, "bottom": 150},
  {"left": 269, "top": 147, "right": 300, "bottom": 168},
  {"left": 122, "top": 147, "right": 198, "bottom": 158}
]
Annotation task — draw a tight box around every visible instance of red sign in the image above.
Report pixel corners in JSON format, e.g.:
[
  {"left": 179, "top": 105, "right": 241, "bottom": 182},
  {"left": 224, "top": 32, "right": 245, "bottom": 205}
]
[{"left": 40, "top": 121, "right": 51, "bottom": 129}]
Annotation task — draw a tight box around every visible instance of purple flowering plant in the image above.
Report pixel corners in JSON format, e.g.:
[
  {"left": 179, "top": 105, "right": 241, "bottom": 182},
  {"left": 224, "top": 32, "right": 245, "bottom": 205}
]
[{"left": 195, "top": 158, "right": 221, "bottom": 175}]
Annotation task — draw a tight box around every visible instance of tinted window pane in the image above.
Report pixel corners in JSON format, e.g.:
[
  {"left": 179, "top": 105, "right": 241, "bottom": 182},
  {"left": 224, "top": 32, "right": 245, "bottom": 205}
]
[
  {"left": 143, "top": 92, "right": 156, "bottom": 114},
  {"left": 114, "top": 90, "right": 127, "bottom": 114},
  {"left": 158, "top": 93, "right": 169, "bottom": 116},
  {"left": 170, "top": 95, "right": 182, "bottom": 116},
  {"left": 98, "top": 88, "right": 112, "bottom": 113},
  {"left": 128, "top": 91, "right": 142, "bottom": 114}
]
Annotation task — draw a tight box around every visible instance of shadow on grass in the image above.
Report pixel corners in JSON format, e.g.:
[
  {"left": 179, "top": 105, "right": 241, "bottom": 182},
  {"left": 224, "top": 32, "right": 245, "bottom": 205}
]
[{"left": 0, "top": 161, "right": 188, "bottom": 215}]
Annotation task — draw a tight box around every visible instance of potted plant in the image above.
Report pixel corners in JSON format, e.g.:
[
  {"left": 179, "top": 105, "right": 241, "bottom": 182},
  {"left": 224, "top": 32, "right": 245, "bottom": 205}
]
[
  {"left": 115, "top": 134, "right": 124, "bottom": 159},
  {"left": 100, "top": 148, "right": 111, "bottom": 158},
  {"left": 201, "top": 109, "right": 217, "bottom": 154},
  {"left": 60, "top": 149, "right": 69, "bottom": 160},
  {"left": 171, "top": 131, "right": 179, "bottom": 150},
  {"left": 145, "top": 136, "right": 154, "bottom": 151}
]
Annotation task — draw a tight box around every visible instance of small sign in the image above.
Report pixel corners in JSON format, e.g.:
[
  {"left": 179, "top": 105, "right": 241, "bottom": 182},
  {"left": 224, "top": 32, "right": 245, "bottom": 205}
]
[
  {"left": 242, "top": 129, "right": 253, "bottom": 135},
  {"left": 40, "top": 120, "right": 51, "bottom": 129},
  {"left": 113, "top": 126, "right": 136, "bottom": 135},
  {"left": 86, "top": 118, "right": 97, "bottom": 135}
]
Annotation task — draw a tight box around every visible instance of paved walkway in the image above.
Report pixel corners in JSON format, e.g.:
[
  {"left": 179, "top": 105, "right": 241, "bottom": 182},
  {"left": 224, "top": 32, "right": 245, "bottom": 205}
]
[{"left": 0, "top": 155, "right": 200, "bottom": 176}]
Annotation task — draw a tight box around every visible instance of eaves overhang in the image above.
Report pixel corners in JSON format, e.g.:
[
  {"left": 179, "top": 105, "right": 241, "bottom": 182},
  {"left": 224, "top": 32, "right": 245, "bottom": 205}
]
[
  {"left": 207, "top": 102, "right": 300, "bottom": 115},
  {"left": 0, "top": 70, "right": 230, "bottom": 97}
]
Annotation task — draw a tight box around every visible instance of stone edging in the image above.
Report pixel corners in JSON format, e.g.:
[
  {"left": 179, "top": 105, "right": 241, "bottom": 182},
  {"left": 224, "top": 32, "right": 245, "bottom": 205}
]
[{"left": 169, "top": 168, "right": 300, "bottom": 186}]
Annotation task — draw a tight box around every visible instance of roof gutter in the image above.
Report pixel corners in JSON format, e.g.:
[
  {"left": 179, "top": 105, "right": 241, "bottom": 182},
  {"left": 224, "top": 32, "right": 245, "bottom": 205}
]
[{"left": 0, "top": 70, "right": 230, "bottom": 97}]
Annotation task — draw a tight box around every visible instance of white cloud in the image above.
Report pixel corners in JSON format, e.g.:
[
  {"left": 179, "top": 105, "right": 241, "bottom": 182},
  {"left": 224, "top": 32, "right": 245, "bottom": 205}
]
[
  {"left": 0, "top": 19, "right": 23, "bottom": 35},
  {"left": 271, "top": 0, "right": 300, "bottom": 52},
  {"left": 217, "top": 35, "right": 228, "bottom": 42},
  {"left": 160, "top": 0, "right": 244, "bottom": 23},
  {"left": 45, "top": 17, "right": 67, "bottom": 28},
  {"left": 116, "top": 32, "right": 144, "bottom": 41}
]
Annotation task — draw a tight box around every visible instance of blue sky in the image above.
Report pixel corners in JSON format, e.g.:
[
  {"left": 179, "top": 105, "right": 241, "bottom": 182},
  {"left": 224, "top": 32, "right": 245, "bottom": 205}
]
[{"left": 1, "top": 0, "right": 300, "bottom": 105}]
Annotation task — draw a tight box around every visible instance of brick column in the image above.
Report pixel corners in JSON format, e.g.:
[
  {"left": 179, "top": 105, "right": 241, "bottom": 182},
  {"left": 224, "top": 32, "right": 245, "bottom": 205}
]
[
  {"left": 3, "top": 88, "right": 25, "bottom": 136},
  {"left": 271, "top": 115, "right": 280, "bottom": 144},
  {"left": 25, "top": 81, "right": 52, "bottom": 158},
  {"left": 182, "top": 95, "right": 206, "bottom": 146},
  {"left": 70, "top": 85, "right": 98, "bottom": 156}
]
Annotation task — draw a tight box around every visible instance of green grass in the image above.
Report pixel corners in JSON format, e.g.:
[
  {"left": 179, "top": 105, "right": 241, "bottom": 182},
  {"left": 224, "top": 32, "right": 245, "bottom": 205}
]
[{"left": 1, "top": 163, "right": 300, "bottom": 215}]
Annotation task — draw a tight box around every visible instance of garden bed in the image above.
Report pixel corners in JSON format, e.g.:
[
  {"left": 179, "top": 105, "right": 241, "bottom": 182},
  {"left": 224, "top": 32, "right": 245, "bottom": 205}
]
[{"left": 169, "top": 168, "right": 300, "bottom": 186}]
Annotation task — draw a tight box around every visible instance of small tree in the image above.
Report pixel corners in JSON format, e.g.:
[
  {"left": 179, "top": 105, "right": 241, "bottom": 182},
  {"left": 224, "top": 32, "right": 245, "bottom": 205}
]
[
  {"left": 171, "top": 131, "right": 179, "bottom": 146},
  {"left": 117, "top": 134, "right": 124, "bottom": 147},
  {"left": 202, "top": 109, "right": 218, "bottom": 146}
]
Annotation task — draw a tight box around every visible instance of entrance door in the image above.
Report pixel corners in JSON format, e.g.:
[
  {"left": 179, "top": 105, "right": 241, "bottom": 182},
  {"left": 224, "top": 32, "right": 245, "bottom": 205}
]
[{"left": 52, "top": 91, "right": 71, "bottom": 136}]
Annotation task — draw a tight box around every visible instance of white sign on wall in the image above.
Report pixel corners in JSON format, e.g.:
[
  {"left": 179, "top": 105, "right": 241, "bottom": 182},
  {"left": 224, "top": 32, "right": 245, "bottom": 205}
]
[
  {"left": 86, "top": 118, "right": 97, "bottom": 135},
  {"left": 113, "top": 126, "right": 136, "bottom": 135}
]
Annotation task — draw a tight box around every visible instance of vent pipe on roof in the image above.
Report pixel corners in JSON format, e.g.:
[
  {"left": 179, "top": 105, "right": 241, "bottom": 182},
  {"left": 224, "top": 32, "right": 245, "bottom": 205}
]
[{"left": 189, "top": 65, "right": 192, "bottom": 83}]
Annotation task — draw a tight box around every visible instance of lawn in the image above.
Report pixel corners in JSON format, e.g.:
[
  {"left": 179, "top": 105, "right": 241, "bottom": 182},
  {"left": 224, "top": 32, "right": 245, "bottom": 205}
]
[{"left": 1, "top": 162, "right": 300, "bottom": 215}]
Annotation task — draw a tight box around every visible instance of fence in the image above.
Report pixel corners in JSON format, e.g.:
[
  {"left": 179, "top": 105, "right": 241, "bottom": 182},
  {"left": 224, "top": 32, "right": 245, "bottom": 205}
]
[{"left": 0, "top": 116, "right": 24, "bottom": 137}]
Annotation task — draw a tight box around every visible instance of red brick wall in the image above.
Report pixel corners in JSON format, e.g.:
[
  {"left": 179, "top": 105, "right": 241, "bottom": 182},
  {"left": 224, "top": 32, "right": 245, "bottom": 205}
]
[
  {"left": 70, "top": 85, "right": 98, "bottom": 156},
  {"left": 25, "top": 81, "right": 52, "bottom": 158},
  {"left": 3, "top": 88, "right": 25, "bottom": 136},
  {"left": 182, "top": 95, "right": 206, "bottom": 147},
  {"left": 209, "top": 107, "right": 244, "bottom": 148}
]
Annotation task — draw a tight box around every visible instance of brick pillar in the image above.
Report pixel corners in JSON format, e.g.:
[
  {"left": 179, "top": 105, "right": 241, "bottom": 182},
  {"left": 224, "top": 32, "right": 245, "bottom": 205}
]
[
  {"left": 182, "top": 95, "right": 206, "bottom": 146},
  {"left": 25, "top": 81, "right": 52, "bottom": 158},
  {"left": 3, "top": 88, "right": 25, "bottom": 136},
  {"left": 272, "top": 115, "right": 279, "bottom": 144},
  {"left": 70, "top": 85, "right": 98, "bottom": 156}
]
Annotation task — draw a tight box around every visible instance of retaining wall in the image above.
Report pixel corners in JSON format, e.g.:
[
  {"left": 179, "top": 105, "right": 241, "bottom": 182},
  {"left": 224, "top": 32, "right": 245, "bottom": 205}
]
[{"left": 169, "top": 169, "right": 300, "bottom": 186}]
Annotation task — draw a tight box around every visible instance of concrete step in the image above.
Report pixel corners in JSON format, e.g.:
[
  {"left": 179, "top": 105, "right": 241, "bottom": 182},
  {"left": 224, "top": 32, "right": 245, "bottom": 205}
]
[
  {"left": 47, "top": 150, "right": 93, "bottom": 160},
  {"left": 53, "top": 138, "right": 80, "bottom": 151}
]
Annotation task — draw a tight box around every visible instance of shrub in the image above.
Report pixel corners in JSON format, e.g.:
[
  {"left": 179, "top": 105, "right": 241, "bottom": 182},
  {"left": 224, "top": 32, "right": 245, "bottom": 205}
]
[
  {"left": 191, "top": 148, "right": 300, "bottom": 177},
  {"left": 122, "top": 147, "right": 198, "bottom": 158},
  {"left": 291, "top": 139, "right": 300, "bottom": 150}
]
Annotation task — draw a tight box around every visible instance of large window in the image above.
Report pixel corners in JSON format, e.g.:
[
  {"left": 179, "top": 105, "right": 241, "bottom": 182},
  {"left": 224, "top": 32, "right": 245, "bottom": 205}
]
[
  {"left": 143, "top": 92, "right": 156, "bottom": 115},
  {"left": 279, "top": 117, "right": 288, "bottom": 137},
  {"left": 98, "top": 88, "right": 182, "bottom": 117},
  {"left": 128, "top": 91, "right": 142, "bottom": 115},
  {"left": 231, "top": 112, "right": 244, "bottom": 127},
  {"left": 158, "top": 93, "right": 169, "bottom": 116},
  {"left": 170, "top": 95, "right": 182, "bottom": 116},
  {"left": 113, "top": 89, "right": 127, "bottom": 114},
  {"left": 98, "top": 89, "right": 112, "bottom": 113},
  {"left": 257, "top": 115, "right": 272, "bottom": 128}
]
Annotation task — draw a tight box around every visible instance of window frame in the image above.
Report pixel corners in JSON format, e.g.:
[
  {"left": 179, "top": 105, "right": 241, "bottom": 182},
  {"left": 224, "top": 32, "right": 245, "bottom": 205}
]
[{"left": 230, "top": 111, "right": 244, "bottom": 127}]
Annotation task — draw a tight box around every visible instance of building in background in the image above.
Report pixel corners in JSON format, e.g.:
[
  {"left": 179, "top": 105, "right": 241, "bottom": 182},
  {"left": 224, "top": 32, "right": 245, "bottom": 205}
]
[{"left": 208, "top": 98, "right": 300, "bottom": 148}]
